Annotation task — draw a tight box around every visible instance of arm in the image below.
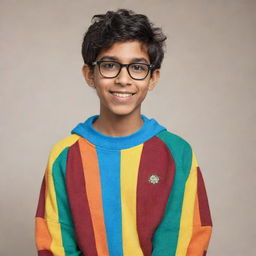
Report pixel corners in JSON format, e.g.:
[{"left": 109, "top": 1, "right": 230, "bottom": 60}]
[
  {"left": 176, "top": 151, "right": 213, "bottom": 256},
  {"left": 35, "top": 145, "right": 82, "bottom": 256},
  {"left": 152, "top": 136, "right": 213, "bottom": 256}
]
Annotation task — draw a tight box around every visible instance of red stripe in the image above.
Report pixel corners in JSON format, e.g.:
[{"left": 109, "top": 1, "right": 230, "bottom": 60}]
[
  {"left": 137, "top": 136, "right": 175, "bottom": 256},
  {"left": 35, "top": 174, "right": 46, "bottom": 218},
  {"left": 38, "top": 250, "right": 54, "bottom": 256},
  {"left": 197, "top": 167, "right": 212, "bottom": 226},
  {"left": 66, "top": 140, "right": 98, "bottom": 255},
  {"left": 203, "top": 250, "right": 207, "bottom": 256}
]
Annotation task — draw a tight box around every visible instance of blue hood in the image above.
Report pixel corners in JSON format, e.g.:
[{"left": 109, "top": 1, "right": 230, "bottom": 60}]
[{"left": 71, "top": 114, "right": 166, "bottom": 150}]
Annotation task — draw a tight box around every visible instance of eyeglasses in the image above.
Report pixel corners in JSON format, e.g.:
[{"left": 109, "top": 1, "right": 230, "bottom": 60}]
[{"left": 91, "top": 60, "right": 154, "bottom": 80}]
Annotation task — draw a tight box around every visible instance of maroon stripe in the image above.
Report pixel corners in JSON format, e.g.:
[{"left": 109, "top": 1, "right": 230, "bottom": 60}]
[
  {"left": 38, "top": 250, "right": 54, "bottom": 256},
  {"left": 197, "top": 167, "right": 213, "bottom": 226},
  {"left": 66, "top": 140, "right": 98, "bottom": 256},
  {"left": 203, "top": 250, "right": 207, "bottom": 256},
  {"left": 137, "top": 136, "right": 175, "bottom": 256},
  {"left": 35, "top": 174, "right": 46, "bottom": 217}
]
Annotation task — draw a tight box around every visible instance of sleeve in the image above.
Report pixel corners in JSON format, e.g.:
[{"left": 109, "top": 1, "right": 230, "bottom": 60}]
[
  {"left": 176, "top": 150, "right": 213, "bottom": 256},
  {"left": 34, "top": 146, "right": 82, "bottom": 256}
]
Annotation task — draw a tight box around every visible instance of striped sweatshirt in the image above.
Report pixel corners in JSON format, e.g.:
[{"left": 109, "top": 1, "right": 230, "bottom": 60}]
[{"left": 35, "top": 114, "right": 213, "bottom": 256}]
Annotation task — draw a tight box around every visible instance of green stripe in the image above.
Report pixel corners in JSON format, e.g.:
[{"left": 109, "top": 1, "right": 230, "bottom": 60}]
[
  {"left": 152, "top": 130, "right": 192, "bottom": 256},
  {"left": 52, "top": 147, "right": 81, "bottom": 256}
]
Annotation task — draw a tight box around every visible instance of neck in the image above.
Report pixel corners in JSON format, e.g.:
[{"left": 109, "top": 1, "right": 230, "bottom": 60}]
[{"left": 92, "top": 108, "right": 144, "bottom": 137}]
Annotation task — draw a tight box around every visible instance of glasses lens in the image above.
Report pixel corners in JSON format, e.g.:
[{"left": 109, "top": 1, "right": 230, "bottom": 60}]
[
  {"left": 129, "top": 63, "right": 149, "bottom": 80},
  {"left": 99, "top": 61, "right": 120, "bottom": 78}
]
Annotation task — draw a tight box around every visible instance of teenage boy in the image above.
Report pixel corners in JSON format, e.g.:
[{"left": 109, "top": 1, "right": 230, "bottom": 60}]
[{"left": 35, "top": 9, "right": 213, "bottom": 256}]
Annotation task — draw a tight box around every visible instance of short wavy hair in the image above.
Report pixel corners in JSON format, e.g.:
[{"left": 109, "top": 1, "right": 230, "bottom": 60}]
[{"left": 81, "top": 9, "right": 167, "bottom": 74}]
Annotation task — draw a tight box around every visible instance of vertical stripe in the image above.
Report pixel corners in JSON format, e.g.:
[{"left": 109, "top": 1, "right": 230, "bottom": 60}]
[
  {"left": 186, "top": 167, "right": 212, "bottom": 255},
  {"left": 35, "top": 173, "right": 51, "bottom": 252},
  {"left": 66, "top": 139, "right": 98, "bottom": 255},
  {"left": 45, "top": 162, "right": 65, "bottom": 255},
  {"left": 152, "top": 130, "right": 193, "bottom": 256},
  {"left": 175, "top": 151, "right": 198, "bottom": 256},
  {"left": 52, "top": 148, "right": 81, "bottom": 255},
  {"left": 44, "top": 134, "right": 80, "bottom": 255},
  {"left": 79, "top": 139, "right": 110, "bottom": 256},
  {"left": 120, "top": 144, "right": 144, "bottom": 256},
  {"left": 186, "top": 189, "right": 203, "bottom": 255},
  {"left": 137, "top": 136, "right": 175, "bottom": 256},
  {"left": 36, "top": 173, "right": 46, "bottom": 218},
  {"left": 197, "top": 167, "right": 213, "bottom": 226},
  {"left": 97, "top": 147, "right": 123, "bottom": 256},
  {"left": 194, "top": 193, "right": 202, "bottom": 226}
]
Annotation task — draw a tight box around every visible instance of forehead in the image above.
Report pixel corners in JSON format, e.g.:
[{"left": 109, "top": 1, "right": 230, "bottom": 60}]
[{"left": 97, "top": 40, "right": 150, "bottom": 62}]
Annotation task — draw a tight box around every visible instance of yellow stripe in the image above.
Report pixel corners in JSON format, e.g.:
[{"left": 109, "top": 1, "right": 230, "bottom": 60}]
[
  {"left": 120, "top": 144, "right": 144, "bottom": 256},
  {"left": 45, "top": 134, "right": 80, "bottom": 255},
  {"left": 175, "top": 151, "right": 198, "bottom": 256}
]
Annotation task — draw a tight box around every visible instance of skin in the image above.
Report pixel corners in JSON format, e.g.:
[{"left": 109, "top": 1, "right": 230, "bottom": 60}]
[{"left": 82, "top": 40, "right": 160, "bottom": 137}]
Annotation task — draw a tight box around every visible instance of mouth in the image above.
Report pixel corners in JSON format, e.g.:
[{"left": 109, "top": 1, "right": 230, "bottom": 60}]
[
  {"left": 109, "top": 90, "right": 136, "bottom": 102},
  {"left": 109, "top": 91, "right": 136, "bottom": 97}
]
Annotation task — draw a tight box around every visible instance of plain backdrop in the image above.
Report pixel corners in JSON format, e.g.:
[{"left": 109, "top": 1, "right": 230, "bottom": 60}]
[{"left": 1, "top": 0, "right": 255, "bottom": 255}]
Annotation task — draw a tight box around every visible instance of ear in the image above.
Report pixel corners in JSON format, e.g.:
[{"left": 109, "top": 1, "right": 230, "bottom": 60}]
[
  {"left": 82, "top": 64, "right": 95, "bottom": 88},
  {"left": 148, "top": 69, "right": 160, "bottom": 91}
]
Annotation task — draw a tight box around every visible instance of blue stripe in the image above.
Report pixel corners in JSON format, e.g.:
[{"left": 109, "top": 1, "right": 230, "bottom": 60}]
[{"left": 96, "top": 148, "right": 123, "bottom": 256}]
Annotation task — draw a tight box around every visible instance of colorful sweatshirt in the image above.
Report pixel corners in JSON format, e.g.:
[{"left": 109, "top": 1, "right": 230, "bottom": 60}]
[{"left": 35, "top": 114, "right": 213, "bottom": 256}]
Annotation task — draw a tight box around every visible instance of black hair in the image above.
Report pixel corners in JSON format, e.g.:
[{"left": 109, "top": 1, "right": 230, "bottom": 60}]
[{"left": 81, "top": 9, "right": 167, "bottom": 74}]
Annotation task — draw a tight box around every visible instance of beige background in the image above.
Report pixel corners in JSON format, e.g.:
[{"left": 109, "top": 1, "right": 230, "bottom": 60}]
[{"left": 1, "top": 0, "right": 255, "bottom": 255}]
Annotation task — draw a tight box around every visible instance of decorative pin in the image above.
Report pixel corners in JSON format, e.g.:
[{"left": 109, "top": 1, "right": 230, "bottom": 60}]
[{"left": 148, "top": 174, "right": 160, "bottom": 184}]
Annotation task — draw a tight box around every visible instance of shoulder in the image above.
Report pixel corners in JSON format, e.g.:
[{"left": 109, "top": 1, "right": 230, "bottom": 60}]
[
  {"left": 156, "top": 129, "right": 193, "bottom": 170},
  {"left": 156, "top": 129, "right": 192, "bottom": 153},
  {"left": 47, "top": 134, "right": 81, "bottom": 162}
]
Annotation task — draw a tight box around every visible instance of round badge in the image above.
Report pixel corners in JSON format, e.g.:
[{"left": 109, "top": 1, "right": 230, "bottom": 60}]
[{"left": 148, "top": 174, "right": 160, "bottom": 184}]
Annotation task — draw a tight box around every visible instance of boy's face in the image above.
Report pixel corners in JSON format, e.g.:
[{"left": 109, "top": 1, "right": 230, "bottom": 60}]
[{"left": 82, "top": 40, "right": 160, "bottom": 117}]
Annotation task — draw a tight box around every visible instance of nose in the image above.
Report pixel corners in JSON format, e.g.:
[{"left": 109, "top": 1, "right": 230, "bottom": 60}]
[{"left": 114, "top": 65, "right": 132, "bottom": 85}]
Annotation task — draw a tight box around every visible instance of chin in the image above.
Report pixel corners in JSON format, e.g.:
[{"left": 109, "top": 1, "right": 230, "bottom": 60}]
[
  {"left": 112, "top": 111, "right": 133, "bottom": 117},
  {"left": 109, "top": 107, "right": 137, "bottom": 117}
]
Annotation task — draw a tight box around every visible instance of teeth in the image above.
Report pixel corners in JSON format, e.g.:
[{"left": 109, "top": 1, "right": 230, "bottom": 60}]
[{"left": 112, "top": 92, "right": 133, "bottom": 97}]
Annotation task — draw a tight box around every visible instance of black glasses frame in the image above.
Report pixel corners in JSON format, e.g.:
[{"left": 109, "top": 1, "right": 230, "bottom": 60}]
[{"left": 91, "top": 60, "right": 154, "bottom": 80}]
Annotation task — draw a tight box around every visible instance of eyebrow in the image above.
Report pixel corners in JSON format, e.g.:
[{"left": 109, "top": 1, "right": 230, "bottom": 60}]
[{"left": 99, "top": 56, "right": 149, "bottom": 64}]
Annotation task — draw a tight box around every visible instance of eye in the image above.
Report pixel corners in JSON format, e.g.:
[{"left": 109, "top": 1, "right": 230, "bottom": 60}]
[
  {"left": 131, "top": 64, "right": 147, "bottom": 72},
  {"left": 101, "top": 62, "right": 116, "bottom": 70}
]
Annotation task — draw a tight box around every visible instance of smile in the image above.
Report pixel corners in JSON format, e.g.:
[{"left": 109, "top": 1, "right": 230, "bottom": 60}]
[
  {"left": 112, "top": 92, "right": 133, "bottom": 97},
  {"left": 109, "top": 91, "right": 136, "bottom": 102}
]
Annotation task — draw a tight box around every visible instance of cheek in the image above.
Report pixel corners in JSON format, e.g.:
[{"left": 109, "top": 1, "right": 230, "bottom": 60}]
[
  {"left": 137, "top": 82, "right": 151, "bottom": 94},
  {"left": 94, "top": 73, "right": 108, "bottom": 87},
  {"left": 94, "top": 80, "right": 112, "bottom": 97},
  {"left": 134, "top": 88, "right": 149, "bottom": 103}
]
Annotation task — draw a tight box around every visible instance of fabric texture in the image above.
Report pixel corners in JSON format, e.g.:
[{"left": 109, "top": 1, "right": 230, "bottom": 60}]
[{"left": 35, "top": 114, "right": 213, "bottom": 256}]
